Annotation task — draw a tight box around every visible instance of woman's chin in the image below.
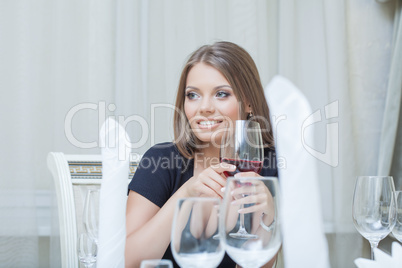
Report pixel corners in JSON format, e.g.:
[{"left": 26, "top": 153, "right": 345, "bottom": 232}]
[{"left": 194, "top": 135, "right": 223, "bottom": 147}]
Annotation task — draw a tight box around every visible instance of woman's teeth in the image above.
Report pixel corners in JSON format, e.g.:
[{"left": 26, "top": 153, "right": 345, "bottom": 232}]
[{"left": 199, "top": 120, "right": 218, "bottom": 126}]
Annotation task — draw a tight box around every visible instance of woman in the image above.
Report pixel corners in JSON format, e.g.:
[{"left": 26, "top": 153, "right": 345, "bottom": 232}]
[{"left": 125, "top": 41, "right": 278, "bottom": 268}]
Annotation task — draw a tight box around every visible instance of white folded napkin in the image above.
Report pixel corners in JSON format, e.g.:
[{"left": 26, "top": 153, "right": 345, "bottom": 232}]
[
  {"left": 265, "top": 75, "right": 330, "bottom": 268},
  {"left": 355, "top": 242, "right": 402, "bottom": 268},
  {"left": 97, "top": 118, "right": 131, "bottom": 268}
]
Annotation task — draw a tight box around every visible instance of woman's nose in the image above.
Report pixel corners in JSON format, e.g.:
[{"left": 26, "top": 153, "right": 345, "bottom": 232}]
[{"left": 199, "top": 98, "right": 215, "bottom": 114}]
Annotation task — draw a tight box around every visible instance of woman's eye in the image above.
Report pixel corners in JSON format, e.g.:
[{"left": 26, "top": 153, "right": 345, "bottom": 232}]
[
  {"left": 216, "top": 91, "right": 230, "bottom": 98},
  {"left": 186, "top": 92, "right": 199, "bottom": 100}
]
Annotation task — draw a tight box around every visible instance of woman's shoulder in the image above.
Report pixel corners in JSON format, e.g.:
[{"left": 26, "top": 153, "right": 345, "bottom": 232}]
[{"left": 264, "top": 146, "right": 276, "bottom": 157}]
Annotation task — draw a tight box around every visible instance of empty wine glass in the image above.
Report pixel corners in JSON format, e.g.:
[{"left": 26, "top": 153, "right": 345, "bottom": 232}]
[
  {"left": 171, "top": 197, "right": 225, "bottom": 268},
  {"left": 392, "top": 191, "right": 402, "bottom": 242},
  {"left": 77, "top": 232, "right": 97, "bottom": 268},
  {"left": 83, "top": 189, "right": 100, "bottom": 245},
  {"left": 140, "top": 259, "right": 173, "bottom": 268},
  {"left": 220, "top": 120, "right": 264, "bottom": 239},
  {"left": 220, "top": 177, "right": 281, "bottom": 268},
  {"left": 352, "top": 176, "right": 396, "bottom": 259}
]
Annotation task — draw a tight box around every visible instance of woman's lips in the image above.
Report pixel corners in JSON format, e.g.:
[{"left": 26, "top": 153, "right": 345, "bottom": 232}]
[{"left": 197, "top": 120, "right": 223, "bottom": 129}]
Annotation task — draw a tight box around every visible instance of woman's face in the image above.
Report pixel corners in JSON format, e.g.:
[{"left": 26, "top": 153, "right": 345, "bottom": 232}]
[{"left": 184, "top": 63, "right": 240, "bottom": 146}]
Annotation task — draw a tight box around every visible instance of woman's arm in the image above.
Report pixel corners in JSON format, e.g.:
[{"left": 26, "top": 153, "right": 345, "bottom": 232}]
[{"left": 125, "top": 188, "right": 186, "bottom": 268}]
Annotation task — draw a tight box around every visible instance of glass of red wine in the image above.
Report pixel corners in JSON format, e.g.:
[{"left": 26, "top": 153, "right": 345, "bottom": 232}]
[{"left": 220, "top": 120, "right": 264, "bottom": 239}]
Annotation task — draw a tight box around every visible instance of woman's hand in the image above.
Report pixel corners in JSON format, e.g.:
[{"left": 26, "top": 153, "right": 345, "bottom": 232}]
[
  {"left": 231, "top": 172, "right": 276, "bottom": 235},
  {"left": 231, "top": 172, "right": 274, "bottom": 216},
  {"left": 181, "top": 163, "right": 236, "bottom": 198}
]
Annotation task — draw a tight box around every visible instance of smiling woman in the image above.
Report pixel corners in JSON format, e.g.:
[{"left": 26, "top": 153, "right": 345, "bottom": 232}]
[{"left": 125, "top": 41, "right": 278, "bottom": 268}]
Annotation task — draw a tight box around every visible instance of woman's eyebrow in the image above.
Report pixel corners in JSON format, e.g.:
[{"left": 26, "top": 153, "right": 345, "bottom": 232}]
[
  {"left": 213, "top": 85, "right": 232, "bottom": 90},
  {"left": 185, "top": 86, "right": 199, "bottom": 91},
  {"left": 185, "top": 85, "right": 232, "bottom": 92}
]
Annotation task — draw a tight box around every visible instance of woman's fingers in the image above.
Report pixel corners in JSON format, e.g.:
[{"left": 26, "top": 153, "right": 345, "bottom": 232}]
[
  {"left": 195, "top": 164, "right": 236, "bottom": 198},
  {"left": 234, "top": 171, "right": 261, "bottom": 178},
  {"left": 211, "top": 162, "right": 236, "bottom": 175},
  {"left": 232, "top": 193, "right": 266, "bottom": 206},
  {"left": 199, "top": 173, "right": 225, "bottom": 198},
  {"left": 238, "top": 203, "right": 267, "bottom": 214}
]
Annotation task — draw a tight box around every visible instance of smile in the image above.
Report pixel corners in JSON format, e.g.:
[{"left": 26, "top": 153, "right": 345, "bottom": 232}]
[
  {"left": 197, "top": 119, "right": 223, "bottom": 129},
  {"left": 199, "top": 120, "right": 220, "bottom": 126}
]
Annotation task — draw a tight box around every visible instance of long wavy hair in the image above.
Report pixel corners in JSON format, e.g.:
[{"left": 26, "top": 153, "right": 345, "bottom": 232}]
[{"left": 173, "top": 41, "right": 274, "bottom": 159}]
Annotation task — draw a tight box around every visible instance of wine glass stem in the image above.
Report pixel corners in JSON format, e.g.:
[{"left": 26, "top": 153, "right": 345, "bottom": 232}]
[
  {"left": 239, "top": 205, "right": 246, "bottom": 230},
  {"left": 369, "top": 241, "right": 379, "bottom": 260}
]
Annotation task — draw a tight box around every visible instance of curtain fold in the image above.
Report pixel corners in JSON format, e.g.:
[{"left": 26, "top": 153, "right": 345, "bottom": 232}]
[{"left": 378, "top": 0, "right": 402, "bottom": 187}]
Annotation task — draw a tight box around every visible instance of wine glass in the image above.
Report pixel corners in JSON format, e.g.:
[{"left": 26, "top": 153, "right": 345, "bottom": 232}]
[
  {"left": 171, "top": 197, "right": 225, "bottom": 268},
  {"left": 83, "top": 189, "right": 100, "bottom": 245},
  {"left": 140, "top": 259, "right": 173, "bottom": 268},
  {"left": 392, "top": 191, "right": 402, "bottom": 242},
  {"left": 219, "top": 177, "right": 281, "bottom": 268},
  {"left": 220, "top": 120, "right": 264, "bottom": 239},
  {"left": 352, "top": 176, "right": 396, "bottom": 259},
  {"left": 77, "top": 232, "right": 97, "bottom": 268}
]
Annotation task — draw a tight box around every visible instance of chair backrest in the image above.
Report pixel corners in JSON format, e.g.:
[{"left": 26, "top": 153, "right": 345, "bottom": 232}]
[{"left": 47, "top": 152, "right": 140, "bottom": 268}]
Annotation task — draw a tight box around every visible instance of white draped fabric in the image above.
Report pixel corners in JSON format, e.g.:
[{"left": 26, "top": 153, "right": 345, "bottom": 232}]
[
  {"left": 266, "top": 76, "right": 330, "bottom": 268},
  {"left": 98, "top": 118, "right": 130, "bottom": 268},
  {"left": 0, "top": 0, "right": 400, "bottom": 267}
]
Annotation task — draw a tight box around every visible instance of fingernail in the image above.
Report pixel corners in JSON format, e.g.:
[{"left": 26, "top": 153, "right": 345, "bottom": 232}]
[
  {"left": 234, "top": 173, "right": 240, "bottom": 178},
  {"left": 230, "top": 165, "right": 236, "bottom": 169},
  {"left": 221, "top": 187, "right": 226, "bottom": 192}
]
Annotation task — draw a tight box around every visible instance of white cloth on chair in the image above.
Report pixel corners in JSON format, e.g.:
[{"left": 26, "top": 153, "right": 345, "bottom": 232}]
[
  {"left": 265, "top": 75, "right": 330, "bottom": 268},
  {"left": 97, "top": 118, "right": 131, "bottom": 268}
]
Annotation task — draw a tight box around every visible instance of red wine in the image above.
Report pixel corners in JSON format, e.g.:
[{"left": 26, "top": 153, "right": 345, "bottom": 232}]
[{"left": 221, "top": 158, "right": 263, "bottom": 177}]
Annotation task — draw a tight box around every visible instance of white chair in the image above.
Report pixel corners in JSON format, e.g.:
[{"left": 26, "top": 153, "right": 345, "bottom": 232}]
[{"left": 47, "top": 152, "right": 140, "bottom": 268}]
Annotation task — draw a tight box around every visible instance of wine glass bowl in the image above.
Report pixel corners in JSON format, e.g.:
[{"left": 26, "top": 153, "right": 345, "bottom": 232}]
[
  {"left": 220, "top": 120, "right": 264, "bottom": 176},
  {"left": 83, "top": 189, "right": 100, "bottom": 245},
  {"left": 352, "top": 176, "right": 396, "bottom": 259},
  {"left": 220, "top": 177, "right": 281, "bottom": 268},
  {"left": 140, "top": 259, "right": 173, "bottom": 268},
  {"left": 77, "top": 232, "right": 97, "bottom": 268},
  {"left": 171, "top": 197, "right": 224, "bottom": 268}
]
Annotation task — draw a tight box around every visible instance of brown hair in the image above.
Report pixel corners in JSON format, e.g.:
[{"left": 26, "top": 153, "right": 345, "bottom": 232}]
[{"left": 173, "top": 41, "right": 274, "bottom": 158}]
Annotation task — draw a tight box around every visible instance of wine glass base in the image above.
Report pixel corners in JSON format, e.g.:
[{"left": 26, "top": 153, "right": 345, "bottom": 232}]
[{"left": 229, "top": 232, "right": 258, "bottom": 239}]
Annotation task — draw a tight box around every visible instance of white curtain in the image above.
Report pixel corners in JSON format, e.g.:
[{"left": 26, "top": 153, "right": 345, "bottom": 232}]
[
  {"left": 1, "top": 0, "right": 116, "bottom": 266},
  {"left": 278, "top": 0, "right": 400, "bottom": 266}
]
